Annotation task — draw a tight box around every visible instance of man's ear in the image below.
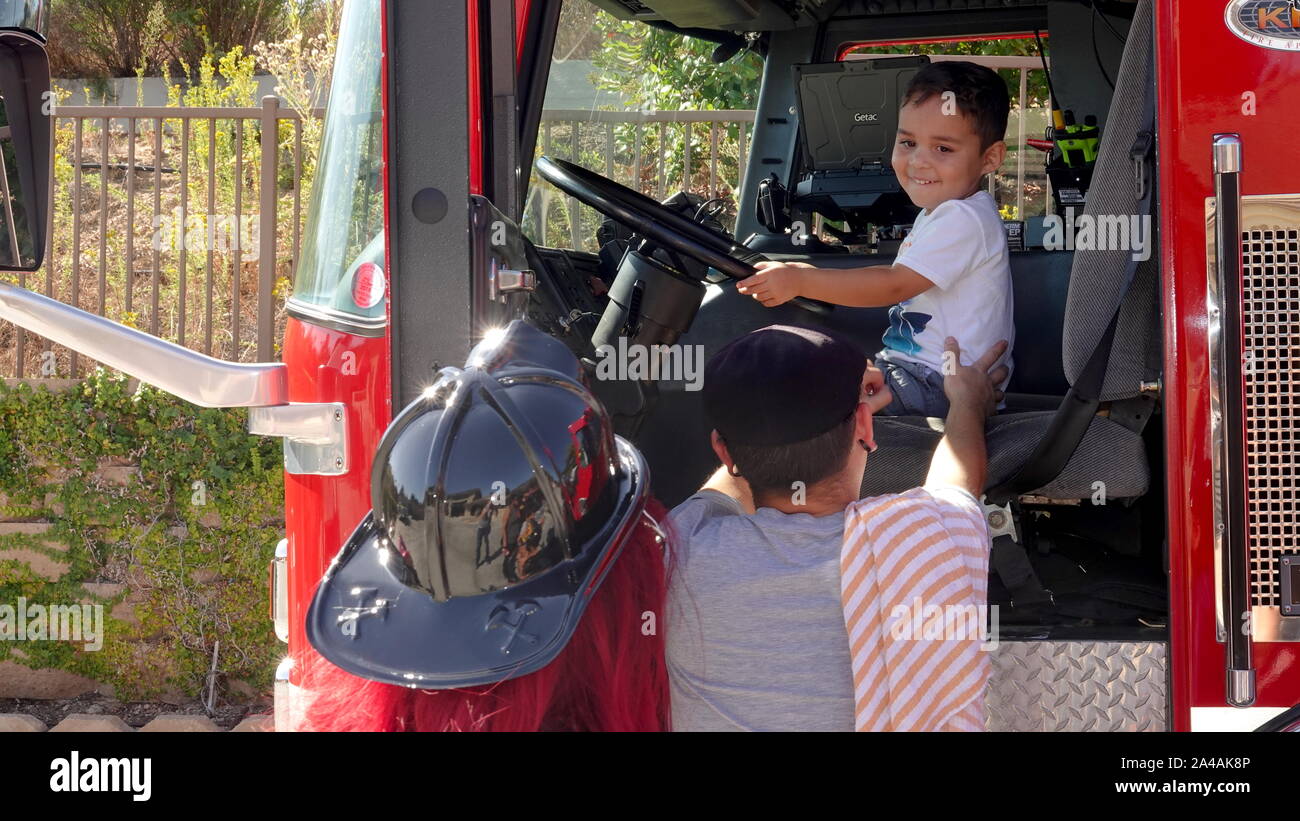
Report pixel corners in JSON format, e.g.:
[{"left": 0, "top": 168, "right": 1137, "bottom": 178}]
[
  {"left": 855, "top": 402, "right": 876, "bottom": 452},
  {"left": 982, "top": 139, "right": 1007, "bottom": 176},
  {"left": 710, "top": 430, "right": 735, "bottom": 469}
]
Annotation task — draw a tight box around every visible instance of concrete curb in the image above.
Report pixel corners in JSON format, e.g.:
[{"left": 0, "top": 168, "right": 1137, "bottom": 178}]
[
  {"left": 0, "top": 714, "right": 48, "bottom": 732},
  {"left": 139, "top": 715, "right": 220, "bottom": 732},
  {"left": 47, "top": 714, "right": 135, "bottom": 732},
  {"left": 0, "top": 712, "right": 275, "bottom": 732}
]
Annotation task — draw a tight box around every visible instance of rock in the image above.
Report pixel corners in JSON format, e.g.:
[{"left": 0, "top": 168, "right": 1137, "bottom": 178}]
[
  {"left": 226, "top": 679, "right": 260, "bottom": 700},
  {"left": 2, "top": 377, "right": 81, "bottom": 392},
  {"left": 93, "top": 466, "right": 140, "bottom": 487},
  {"left": 0, "top": 522, "right": 64, "bottom": 549},
  {"left": 82, "top": 582, "right": 127, "bottom": 599},
  {"left": 189, "top": 568, "right": 220, "bottom": 585},
  {"left": 110, "top": 600, "right": 140, "bottom": 627},
  {"left": 0, "top": 547, "right": 70, "bottom": 580},
  {"left": 0, "top": 523, "right": 70, "bottom": 580},
  {"left": 41, "top": 492, "right": 65, "bottom": 516},
  {"left": 0, "top": 714, "right": 47, "bottom": 731},
  {"left": 230, "top": 715, "right": 274, "bottom": 732},
  {"left": 49, "top": 714, "right": 133, "bottom": 732},
  {"left": 0, "top": 661, "right": 103, "bottom": 699},
  {"left": 139, "top": 715, "right": 220, "bottom": 732}
]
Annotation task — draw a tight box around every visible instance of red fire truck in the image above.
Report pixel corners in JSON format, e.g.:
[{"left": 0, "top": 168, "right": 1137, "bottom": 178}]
[{"left": 1, "top": 0, "right": 1299, "bottom": 731}]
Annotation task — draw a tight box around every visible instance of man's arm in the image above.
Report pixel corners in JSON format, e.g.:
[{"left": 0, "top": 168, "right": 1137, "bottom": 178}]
[
  {"left": 925, "top": 401, "right": 987, "bottom": 498},
  {"left": 924, "top": 337, "right": 1007, "bottom": 497}
]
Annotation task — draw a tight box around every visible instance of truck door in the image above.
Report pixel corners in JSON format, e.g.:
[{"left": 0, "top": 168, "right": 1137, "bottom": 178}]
[
  {"left": 387, "top": 0, "right": 548, "bottom": 410},
  {"left": 1161, "top": 0, "right": 1300, "bottom": 730}
]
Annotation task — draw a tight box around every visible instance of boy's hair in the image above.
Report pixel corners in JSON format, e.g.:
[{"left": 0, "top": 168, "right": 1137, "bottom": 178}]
[
  {"left": 901, "top": 60, "right": 1010, "bottom": 152},
  {"left": 725, "top": 414, "right": 857, "bottom": 501}
]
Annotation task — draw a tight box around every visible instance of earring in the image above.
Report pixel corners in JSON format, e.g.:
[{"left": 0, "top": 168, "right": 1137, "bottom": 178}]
[{"left": 728, "top": 464, "right": 742, "bottom": 478}]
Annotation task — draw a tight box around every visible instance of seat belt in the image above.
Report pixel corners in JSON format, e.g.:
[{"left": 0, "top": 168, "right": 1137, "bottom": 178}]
[{"left": 984, "top": 37, "right": 1156, "bottom": 507}]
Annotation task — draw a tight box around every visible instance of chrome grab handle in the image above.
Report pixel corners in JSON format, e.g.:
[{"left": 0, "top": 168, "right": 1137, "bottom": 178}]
[
  {"left": 0, "top": 283, "right": 347, "bottom": 475},
  {"left": 1208, "top": 133, "right": 1255, "bottom": 708},
  {"left": 0, "top": 283, "right": 286, "bottom": 407}
]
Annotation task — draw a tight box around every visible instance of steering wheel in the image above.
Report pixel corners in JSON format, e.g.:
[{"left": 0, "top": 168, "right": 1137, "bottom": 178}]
[{"left": 534, "top": 156, "right": 828, "bottom": 314}]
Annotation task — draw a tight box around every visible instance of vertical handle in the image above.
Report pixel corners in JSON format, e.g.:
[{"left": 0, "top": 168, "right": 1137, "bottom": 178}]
[{"left": 1210, "top": 133, "right": 1254, "bottom": 708}]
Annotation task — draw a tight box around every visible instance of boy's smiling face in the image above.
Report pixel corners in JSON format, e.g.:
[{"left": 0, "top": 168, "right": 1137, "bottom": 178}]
[{"left": 891, "top": 93, "right": 1006, "bottom": 212}]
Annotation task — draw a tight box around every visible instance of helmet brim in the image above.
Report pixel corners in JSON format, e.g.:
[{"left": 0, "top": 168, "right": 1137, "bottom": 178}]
[{"left": 306, "top": 437, "right": 650, "bottom": 688}]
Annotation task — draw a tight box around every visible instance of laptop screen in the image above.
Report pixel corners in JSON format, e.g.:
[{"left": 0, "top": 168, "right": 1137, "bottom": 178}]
[{"left": 792, "top": 55, "right": 930, "bottom": 172}]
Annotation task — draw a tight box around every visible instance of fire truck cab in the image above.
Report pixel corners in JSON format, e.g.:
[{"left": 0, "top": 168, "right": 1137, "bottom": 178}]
[{"left": 1, "top": 0, "right": 1299, "bottom": 731}]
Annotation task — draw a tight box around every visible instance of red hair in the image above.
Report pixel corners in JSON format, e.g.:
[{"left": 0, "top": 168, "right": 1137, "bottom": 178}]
[{"left": 297, "top": 499, "right": 672, "bottom": 732}]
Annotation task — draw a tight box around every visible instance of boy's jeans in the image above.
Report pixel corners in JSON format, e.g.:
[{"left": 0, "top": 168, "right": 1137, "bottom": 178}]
[{"left": 875, "top": 352, "right": 950, "bottom": 418}]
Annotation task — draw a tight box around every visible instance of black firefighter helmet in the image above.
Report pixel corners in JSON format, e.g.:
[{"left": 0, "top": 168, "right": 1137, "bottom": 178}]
[{"left": 307, "top": 320, "right": 651, "bottom": 688}]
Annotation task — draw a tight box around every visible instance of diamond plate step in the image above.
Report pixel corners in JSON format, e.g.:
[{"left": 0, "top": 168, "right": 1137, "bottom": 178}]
[{"left": 985, "top": 640, "right": 1167, "bottom": 731}]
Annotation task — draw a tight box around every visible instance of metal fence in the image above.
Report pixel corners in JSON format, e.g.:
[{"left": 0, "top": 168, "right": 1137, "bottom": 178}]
[
  {"left": 4, "top": 75, "right": 1053, "bottom": 378},
  {"left": 529, "top": 109, "right": 756, "bottom": 252},
  {"left": 1, "top": 96, "right": 323, "bottom": 379},
  {"left": 529, "top": 70, "right": 1052, "bottom": 253}
]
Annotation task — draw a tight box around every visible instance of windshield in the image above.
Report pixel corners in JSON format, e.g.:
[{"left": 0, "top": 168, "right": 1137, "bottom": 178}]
[
  {"left": 291, "top": 0, "right": 384, "bottom": 322},
  {"left": 521, "top": 1, "right": 760, "bottom": 253}
]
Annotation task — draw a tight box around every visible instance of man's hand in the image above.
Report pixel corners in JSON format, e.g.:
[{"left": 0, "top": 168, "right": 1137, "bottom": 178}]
[
  {"left": 737, "top": 260, "right": 816, "bottom": 307},
  {"left": 941, "top": 337, "right": 1008, "bottom": 419}
]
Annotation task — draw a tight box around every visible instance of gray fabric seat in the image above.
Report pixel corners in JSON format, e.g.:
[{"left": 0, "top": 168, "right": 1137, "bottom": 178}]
[
  {"left": 860, "top": 0, "right": 1158, "bottom": 502},
  {"left": 861, "top": 413, "right": 1149, "bottom": 499}
]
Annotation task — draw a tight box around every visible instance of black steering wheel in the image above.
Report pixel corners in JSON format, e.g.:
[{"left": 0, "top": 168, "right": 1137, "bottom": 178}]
[{"left": 534, "top": 156, "right": 828, "bottom": 314}]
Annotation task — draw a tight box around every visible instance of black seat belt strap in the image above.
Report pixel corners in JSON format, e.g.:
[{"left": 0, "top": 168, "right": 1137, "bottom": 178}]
[
  {"left": 985, "top": 37, "right": 1156, "bottom": 506},
  {"left": 991, "top": 534, "right": 1053, "bottom": 608}
]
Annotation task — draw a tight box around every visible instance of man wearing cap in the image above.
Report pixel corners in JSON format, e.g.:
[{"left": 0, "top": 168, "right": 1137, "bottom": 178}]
[{"left": 666, "top": 325, "right": 1007, "bottom": 731}]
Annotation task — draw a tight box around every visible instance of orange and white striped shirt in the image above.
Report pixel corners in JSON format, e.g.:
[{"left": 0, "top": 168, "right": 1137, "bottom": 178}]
[{"left": 840, "top": 485, "right": 993, "bottom": 731}]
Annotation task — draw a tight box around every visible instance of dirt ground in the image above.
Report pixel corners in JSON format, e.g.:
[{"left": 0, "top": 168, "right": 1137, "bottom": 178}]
[{"left": 0, "top": 693, "right": 272, "bottom": 730}]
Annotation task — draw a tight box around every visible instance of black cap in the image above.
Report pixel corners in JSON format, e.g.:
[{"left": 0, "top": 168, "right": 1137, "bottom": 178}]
[{"left": 703, "top": 325, "right": 867, "bottom": 446}]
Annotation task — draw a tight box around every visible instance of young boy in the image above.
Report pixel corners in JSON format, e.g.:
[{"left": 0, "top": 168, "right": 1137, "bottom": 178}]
[{"left": 738, "top": 60, "right": 1015, "bottom": 417}]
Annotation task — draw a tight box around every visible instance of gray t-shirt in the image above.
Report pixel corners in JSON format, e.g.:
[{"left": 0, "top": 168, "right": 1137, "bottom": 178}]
[{"left": 665, "top": 490, "right": 856, "bottom": 732}]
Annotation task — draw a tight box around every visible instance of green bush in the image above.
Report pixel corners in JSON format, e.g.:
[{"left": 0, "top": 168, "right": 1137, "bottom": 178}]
[{"left": 0, "top": 371, "right": 284, "bottom": 701}]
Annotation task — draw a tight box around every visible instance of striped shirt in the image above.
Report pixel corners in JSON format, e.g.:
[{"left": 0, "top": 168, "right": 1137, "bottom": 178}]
[
  {"left": 664, "top": 485, "right": 992, "bottom": 731},
  {"left": 841, "top": 485, "right": 992, "bottom": 731}
]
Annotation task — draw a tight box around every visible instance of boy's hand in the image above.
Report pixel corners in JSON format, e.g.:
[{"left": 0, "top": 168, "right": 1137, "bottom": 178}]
[
  {"left": 862, "top": 360, "right": 892, "bottom": 414},
  {"left": 941, "top": 337, "right": 1009, "bottom": 419},
  {"left": 738, "top": 260, "right": 816, "bottom": 307}
]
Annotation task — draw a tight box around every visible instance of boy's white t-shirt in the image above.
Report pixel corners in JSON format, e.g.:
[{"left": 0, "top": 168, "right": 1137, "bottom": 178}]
[{"left": 881, "top": 190, "right": 1015, "bottom": 391}]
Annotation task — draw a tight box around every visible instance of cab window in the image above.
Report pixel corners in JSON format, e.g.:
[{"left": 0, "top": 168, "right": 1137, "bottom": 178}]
[
  {"left": 521, "top": 0, "right": 761, "bottom": 253},
  {"left": 291, "top": 0, "right": 384, "bottom": 321}
]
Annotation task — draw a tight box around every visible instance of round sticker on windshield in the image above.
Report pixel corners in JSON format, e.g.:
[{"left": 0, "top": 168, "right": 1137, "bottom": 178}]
[{"left": 352, "top": 262, "right": 386, "bottom": 309}]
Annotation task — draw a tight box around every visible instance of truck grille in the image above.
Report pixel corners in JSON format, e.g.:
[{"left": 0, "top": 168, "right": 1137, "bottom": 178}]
[{"left": 1241, "top": 225, "right": 1300, "bottom": 607}]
